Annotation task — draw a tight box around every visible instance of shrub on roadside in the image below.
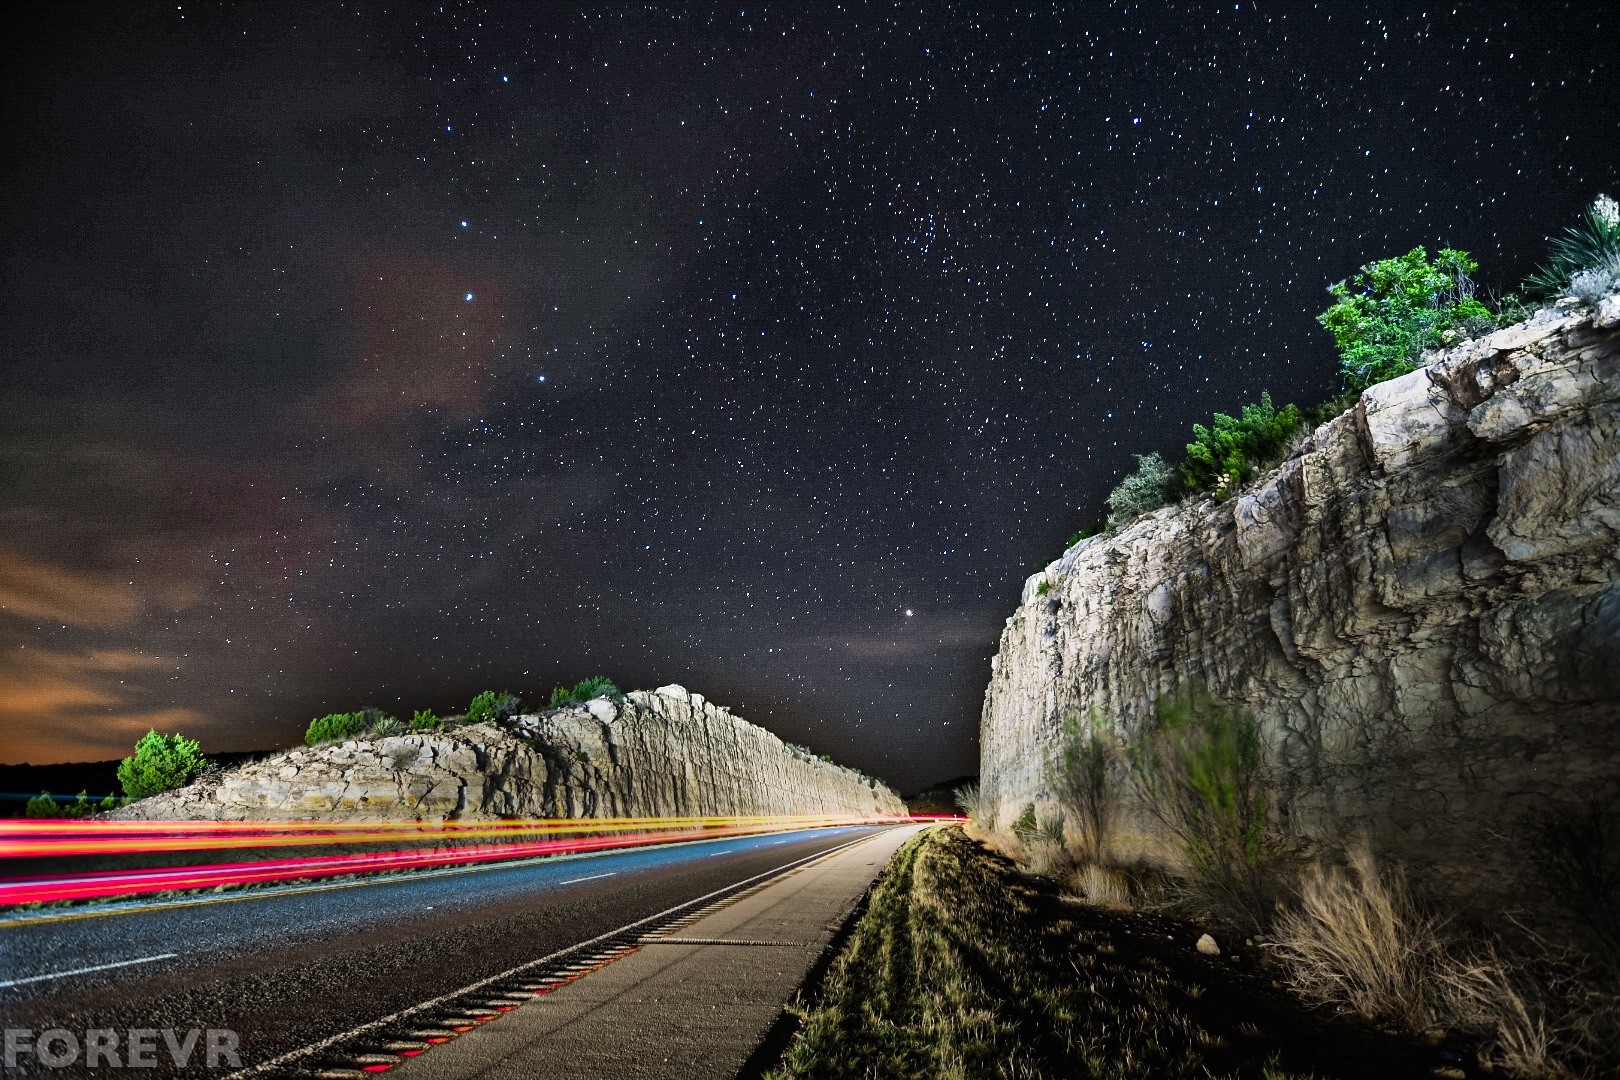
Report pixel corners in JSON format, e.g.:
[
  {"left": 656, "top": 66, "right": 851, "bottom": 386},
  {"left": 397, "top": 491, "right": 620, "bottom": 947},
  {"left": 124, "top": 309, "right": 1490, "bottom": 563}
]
[
  {"left": 1268, "top": 844, "right": 1442, "bottom": 1029},
  {"left": 1055, "top": 712, "right": 1116, "bottom": 863},
  {"left": 951, "top": 781, "right": 982, "bottom": 824},
  {"left": 1520, "top": 794, "right": 1620, "bottom": 967},
  {"left": 1267, "top": 843, "right": 1605, "bottom": 1078},
  {"left": 24, "top": 790, "right": 111, "bottom": 818},
  {"left": 117, "top": 729, "right": 209, "bottom": 798},
  {"left": 1011, "top": 803, "right": 1039, "bottom": 844},
  {"left": 1068, "top": 862, "right": 1135, "bottom": 910},
  {"left": 1129, "top": 684, "right": 1273, "bottom": 931}
]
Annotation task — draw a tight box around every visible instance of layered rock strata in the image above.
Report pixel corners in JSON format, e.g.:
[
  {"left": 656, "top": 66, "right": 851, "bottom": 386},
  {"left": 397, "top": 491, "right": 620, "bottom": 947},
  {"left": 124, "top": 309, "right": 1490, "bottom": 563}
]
[
  {"left": 116, "top": 685, "right": 905, "bottom": 820},
  {"left": 980, "top": 299, "right": 1620, "bottom": 909}
]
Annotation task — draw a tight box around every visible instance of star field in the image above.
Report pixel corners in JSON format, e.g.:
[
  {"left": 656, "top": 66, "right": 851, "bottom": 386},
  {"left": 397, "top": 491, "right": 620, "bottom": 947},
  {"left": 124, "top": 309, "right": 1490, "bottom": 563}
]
[{"left": 2, "top": 2, "right": 1615, "bottom": 792}]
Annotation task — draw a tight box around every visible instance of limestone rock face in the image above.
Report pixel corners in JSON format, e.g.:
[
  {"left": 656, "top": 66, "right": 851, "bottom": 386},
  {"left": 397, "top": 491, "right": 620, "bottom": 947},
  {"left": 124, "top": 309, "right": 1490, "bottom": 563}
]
[
  {"left": 979, "top": 300, "right": 1620, "bottom": 909},
  {"left": 116, "top": 685, "right": 905, "bottom": 821}
]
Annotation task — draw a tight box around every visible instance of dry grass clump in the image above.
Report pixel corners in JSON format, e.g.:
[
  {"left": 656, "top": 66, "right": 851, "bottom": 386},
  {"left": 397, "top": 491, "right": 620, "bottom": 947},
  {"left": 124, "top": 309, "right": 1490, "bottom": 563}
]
[
  {"left": 1068, "top": 863, "right": 1135, "bottom": 910},
  {"left": 1267, "top": 843, "right": 1613, "bottom": 1079},
  {"left": 1267, "top": 845, "right": 1440, "bottom": 1029}
]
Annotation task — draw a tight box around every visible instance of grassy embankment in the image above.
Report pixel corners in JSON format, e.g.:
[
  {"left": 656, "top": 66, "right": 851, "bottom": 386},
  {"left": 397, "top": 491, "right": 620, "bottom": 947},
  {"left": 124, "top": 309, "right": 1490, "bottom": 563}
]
[{"left": 769, "top": 825, "right": 1446, "bottom": 1080}]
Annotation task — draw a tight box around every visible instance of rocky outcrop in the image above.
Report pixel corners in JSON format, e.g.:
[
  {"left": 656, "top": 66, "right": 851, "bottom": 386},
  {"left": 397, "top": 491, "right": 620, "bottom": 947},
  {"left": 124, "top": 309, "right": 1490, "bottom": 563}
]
[
  {"left": 980, "top": 298, "right": 1620, "bottom": 910},
  {"left": 117, "top": 685, "right": 905, "bottom": 821}
]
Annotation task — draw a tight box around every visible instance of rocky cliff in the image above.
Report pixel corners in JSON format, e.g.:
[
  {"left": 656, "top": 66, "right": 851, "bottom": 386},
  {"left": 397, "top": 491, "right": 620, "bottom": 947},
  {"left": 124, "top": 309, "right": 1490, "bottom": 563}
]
[
  {"left": 116, "top": 684, "right": 905, "bottom": 821},
  {"left": 980, "top": 297, "right": 1620, "bottom": 909}
]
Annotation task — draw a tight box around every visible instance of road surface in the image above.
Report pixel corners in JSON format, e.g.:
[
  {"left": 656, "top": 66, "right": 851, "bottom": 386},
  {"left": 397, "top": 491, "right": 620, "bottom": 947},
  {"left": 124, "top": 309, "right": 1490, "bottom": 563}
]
[{"left": 1, "top": 824, "right": 897, "bottom": 1076}]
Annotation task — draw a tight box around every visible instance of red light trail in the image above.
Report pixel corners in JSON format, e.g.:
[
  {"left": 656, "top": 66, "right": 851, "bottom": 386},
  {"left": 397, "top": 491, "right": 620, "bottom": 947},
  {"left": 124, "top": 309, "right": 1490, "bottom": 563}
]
[{"left": 0, "top": 814, "right": 952, "bottom": 907}]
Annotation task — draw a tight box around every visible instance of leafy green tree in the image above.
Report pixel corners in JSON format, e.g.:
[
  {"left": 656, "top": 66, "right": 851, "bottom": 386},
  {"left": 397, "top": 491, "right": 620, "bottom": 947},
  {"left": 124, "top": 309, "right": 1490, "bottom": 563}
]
[
  {"left": 1317, "top": 246, "right": 1493, "bottom": 392},
  {"left": 304, "top": 711, "right": 367, "bottom": 745},
  {"left": 117, "top": 730, "right": 208, "bottom": 799},
  {"left": 1182, "top": 392, "right": 1302, "bottom": 498}
]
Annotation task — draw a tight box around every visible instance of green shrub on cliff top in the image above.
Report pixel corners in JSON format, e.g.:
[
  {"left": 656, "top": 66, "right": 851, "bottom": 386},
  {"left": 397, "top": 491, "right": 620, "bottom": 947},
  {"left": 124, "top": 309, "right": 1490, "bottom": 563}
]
[
  {"left": 305, "top": 711, "right": 367, "bottom": 745},
  {"left": 1105, "top": 451, "right": 1175, "bottom": 529},
  {"left": 1525, "top": 193, "right": 1620, "bottom": 301},
  {"left": 1182, "top": 391, "right": 1302, "bottom": 499},
  {"left": 549, "top": 676, "right": 621, "bottom": 707},
  {"left": 118, "top": 729, "right": 208, "bottom": 798},
  {"left": 467, "top": 690, "right": 522, "bottom": 724},
  {"left": 1318, "top": 246, "right": 1493, "bottom": 392}
]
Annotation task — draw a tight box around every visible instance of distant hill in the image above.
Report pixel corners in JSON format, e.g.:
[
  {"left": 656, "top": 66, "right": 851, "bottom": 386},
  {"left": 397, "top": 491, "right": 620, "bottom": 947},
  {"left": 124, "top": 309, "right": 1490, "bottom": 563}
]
[{"left": 904, "top": 774, "right": 975, "bottom": 816}]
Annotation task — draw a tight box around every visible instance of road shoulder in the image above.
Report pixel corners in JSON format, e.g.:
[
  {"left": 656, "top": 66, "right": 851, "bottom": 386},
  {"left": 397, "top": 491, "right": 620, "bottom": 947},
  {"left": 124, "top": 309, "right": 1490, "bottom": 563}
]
[{"left": 392, "top": 823, "right": 926, "bottom": 1080}]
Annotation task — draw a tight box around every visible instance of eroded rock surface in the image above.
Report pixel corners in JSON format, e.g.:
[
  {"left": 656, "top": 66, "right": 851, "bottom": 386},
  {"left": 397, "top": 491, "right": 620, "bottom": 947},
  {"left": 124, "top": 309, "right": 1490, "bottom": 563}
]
[
  {"left": 980, "top": 299, "right": 1620, "bottom": 910},
  {"left": 116, "top": 685, "right": 904, "bottom": 820}
]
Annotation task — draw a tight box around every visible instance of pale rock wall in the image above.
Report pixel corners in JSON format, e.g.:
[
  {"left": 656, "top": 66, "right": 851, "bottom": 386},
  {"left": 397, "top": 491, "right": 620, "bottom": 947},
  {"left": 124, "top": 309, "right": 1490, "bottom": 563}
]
[
  {"left": 116, "top": 685, "right": 905, "bottom": 821},
  {"left": 979, "top": 299, "right": 1620, "bottom": 909}
]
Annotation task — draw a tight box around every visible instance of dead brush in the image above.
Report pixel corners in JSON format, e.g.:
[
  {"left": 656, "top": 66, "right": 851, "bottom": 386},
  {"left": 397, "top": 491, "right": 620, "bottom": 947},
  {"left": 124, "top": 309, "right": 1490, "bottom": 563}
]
[
  {"left": 1068, "top": 863, "right": 1135, "bottom": 910},
  {"left": 1267, "top": 844, "right": 1442, "bottom": 1029},
  {"left": 1266, "top": 843, "right": 1603, "bottom": 1078}
]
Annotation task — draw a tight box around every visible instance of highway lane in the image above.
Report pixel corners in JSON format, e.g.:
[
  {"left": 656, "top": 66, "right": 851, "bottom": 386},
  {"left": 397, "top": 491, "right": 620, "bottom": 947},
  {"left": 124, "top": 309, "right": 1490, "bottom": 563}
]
[{"left": 0, "top": 824, "right": 894, "bottom": 1075}]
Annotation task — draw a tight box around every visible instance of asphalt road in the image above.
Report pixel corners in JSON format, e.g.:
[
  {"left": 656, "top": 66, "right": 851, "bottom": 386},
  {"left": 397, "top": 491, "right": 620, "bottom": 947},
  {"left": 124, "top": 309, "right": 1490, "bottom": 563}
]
[{"left": 0, "top": 825, "right": 892, "bottom": 1076}]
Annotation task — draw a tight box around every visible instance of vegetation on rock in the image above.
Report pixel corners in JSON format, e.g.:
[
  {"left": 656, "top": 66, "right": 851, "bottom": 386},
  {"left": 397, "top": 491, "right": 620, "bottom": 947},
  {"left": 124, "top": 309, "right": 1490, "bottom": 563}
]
[
  {"left": 1317, "top": 246, "right": 1494, "bottom": 392},
  {"left": 1181, "top": 392, "right": 1303, "bottom": 499},
  {"left": 467, "top": 690, "right": 522, "bottom": 724},
  {"left": 1526, "top": 193, "right": 1620, "bottom": 301},
  {"left": 1067, "top": 201, "right": 1614, "bottom": 550},
  {"left": 1104, "top": 451, "right": 1175, "bottom": 528},
  {"left": 117, "top": 729, "right": 208, "bottom": 798},
  {"left": 304, "top": 711, "right": 369, "bottom": 745},
  {"left": 549, "top": 676, "right": 621, "bottom": 706}
]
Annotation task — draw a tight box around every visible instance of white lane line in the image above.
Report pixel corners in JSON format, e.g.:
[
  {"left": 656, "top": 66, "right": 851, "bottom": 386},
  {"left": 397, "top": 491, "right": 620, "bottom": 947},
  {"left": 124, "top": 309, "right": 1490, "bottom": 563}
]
[
  {"left": 223, "top": 830, "right": 896, "bottom": 1078},
  {"left": 557, "top": 872, "right": 616, "bottom": 885},
  {"left": 0, "top": 952, "right": 178, "bottom": 989}
]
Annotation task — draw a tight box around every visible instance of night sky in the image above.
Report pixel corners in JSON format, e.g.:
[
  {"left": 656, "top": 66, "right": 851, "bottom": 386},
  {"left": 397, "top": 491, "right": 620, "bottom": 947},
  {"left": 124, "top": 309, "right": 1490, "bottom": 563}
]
[{"left": 2, "top": 3, "right": 1615, "bottom": 792}]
